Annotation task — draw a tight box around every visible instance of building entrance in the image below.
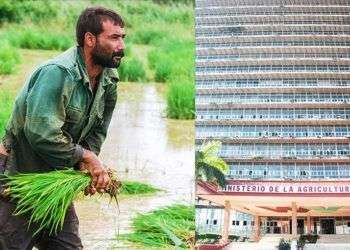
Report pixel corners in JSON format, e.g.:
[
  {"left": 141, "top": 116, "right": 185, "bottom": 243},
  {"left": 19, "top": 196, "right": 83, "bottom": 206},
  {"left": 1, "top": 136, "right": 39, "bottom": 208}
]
[
  {"left": 321, "top": 219, "right": 335, "bottom": 234},
  {"left": 289, "top": 219, "right": 305, "bottom": 234}
]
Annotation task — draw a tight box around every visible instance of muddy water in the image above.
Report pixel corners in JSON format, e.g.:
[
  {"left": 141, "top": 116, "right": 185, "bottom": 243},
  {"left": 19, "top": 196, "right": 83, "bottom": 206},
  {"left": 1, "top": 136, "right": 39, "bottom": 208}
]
[{"left": 75, "top": 83, "right": 195, "bottom": 249}]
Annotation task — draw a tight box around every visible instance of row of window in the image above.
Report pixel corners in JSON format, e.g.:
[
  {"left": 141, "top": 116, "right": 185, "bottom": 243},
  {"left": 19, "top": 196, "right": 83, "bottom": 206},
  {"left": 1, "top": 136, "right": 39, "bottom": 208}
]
[
  {"left": 228, "top": 163, "right": 350, "bottom": 179},
  {"left": 196, "top": 79, "right": 350, "bottom": 88},
  {"left": 196, "top": 30, "right": 350, "bottom": 37},
  {"left": 196, "top": 93, "right": 350, "bottom": 104},
  {"left": 196, "top": 65, "right": 350, "bottom": 73},
  {"left": 196, "top": 125, "right": 350, "bottom": 138},
  {"left": 196, "top": 0, "right": 350, "bottom": 7},
  {"left": 196, "top": 9, "right": 350, "bottom": 16},
  {"left": 197, "top": 53, "right": 350, "bottom": 60},
  {"left": 196, "top": 19, "right": 350, "bottom": 26},
  {"left": 197, "top": 108, "right": 350, "bottom": 120},
  {"left": 197, "top": 41, "right": 350, "bottom": 48},
  {"left": 220, "top": 143, "right": 350, "bottom": 158}
]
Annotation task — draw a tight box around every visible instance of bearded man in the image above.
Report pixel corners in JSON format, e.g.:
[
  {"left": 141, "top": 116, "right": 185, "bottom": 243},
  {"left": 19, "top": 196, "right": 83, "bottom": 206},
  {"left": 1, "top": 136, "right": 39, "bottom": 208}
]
[{"left": 0, "top": 6, "right": 125, "bottom": 249}]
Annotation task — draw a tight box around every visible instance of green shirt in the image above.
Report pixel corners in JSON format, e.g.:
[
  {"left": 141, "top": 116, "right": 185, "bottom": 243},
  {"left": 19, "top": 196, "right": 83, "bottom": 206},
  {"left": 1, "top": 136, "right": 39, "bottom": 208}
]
[{"left": 2, "top": 46, "right": 119, "bottom": 173}]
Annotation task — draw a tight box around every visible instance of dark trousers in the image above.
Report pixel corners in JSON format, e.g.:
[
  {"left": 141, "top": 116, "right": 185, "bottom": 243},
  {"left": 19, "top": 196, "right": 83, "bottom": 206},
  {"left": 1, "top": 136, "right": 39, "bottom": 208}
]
[{"left": 0, "top": 154, "right": 83, "bottom": 250}]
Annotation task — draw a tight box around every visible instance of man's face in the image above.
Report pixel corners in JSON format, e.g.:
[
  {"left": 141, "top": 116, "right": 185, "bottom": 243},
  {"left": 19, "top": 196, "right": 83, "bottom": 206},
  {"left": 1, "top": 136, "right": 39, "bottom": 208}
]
[{"left": 91, "top": 20, "right": 126, "bottom": 68}]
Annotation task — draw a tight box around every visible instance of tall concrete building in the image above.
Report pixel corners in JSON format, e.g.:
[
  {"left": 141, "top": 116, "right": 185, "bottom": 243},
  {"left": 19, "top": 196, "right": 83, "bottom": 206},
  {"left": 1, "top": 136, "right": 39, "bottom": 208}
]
[{"left": 195, "top": 0, "right": 350, "bottom": 242}]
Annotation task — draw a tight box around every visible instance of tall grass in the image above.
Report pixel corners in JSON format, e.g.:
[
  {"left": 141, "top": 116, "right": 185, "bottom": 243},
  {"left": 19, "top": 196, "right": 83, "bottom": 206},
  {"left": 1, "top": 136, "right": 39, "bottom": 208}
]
[
  {"left": 0, "top": 0, "right": 58, "bottom": 23},
  {"left": 120, "top": 204, "right": 195, "bottom": 248},
  {"left": 0, "top": 91, "right": 14, "bottom": 138},
  {"left": 0, "top": 41, "right": 21, "bottom": 75},
  {"left": 5, "top": 27, "right": 73, "bottom": 51},
  {"left": 148, "top": 39, "right": 194, "bottom": 82},
  {"left": 148, "top": 38, "right": 195, "bottom": 119},
  {"left": 118, "top": 57, "right": 146, "bottom": 82},
  {"left": 131, "top": 28, "right": 170, "bottom": 45},
  {"left": 167, "top": 77, "right": 195, "bottom": 119}
]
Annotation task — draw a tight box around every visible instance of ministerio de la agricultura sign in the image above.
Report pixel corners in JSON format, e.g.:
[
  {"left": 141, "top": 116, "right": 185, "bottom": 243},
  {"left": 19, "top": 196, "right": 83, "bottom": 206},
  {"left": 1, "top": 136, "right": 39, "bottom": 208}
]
[{"left": 222, "top": 181, "right": 350, "bottom": 194}]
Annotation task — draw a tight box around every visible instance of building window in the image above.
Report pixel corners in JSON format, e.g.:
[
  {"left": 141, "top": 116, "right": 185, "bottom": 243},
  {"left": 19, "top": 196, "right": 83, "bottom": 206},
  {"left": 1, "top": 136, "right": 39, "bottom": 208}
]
[{"left": 213, "top": 219, "right": 217, "bottom": 225}]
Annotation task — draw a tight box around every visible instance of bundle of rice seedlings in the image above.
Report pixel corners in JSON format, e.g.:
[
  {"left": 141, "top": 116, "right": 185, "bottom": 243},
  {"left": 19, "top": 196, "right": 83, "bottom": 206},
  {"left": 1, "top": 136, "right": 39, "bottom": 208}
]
[
  {"left": 121, "top": 204, "right": 195, "bottom": 248},
  {"left": 0, "top": 168, "right": 121, "bottom": 236}
]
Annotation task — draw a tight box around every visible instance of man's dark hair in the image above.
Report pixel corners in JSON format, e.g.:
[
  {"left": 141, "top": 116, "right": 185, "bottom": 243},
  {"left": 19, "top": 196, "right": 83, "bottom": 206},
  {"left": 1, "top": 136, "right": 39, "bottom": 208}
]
[{"left": 76, "top": 7, "right": 124, "bottom": 47}]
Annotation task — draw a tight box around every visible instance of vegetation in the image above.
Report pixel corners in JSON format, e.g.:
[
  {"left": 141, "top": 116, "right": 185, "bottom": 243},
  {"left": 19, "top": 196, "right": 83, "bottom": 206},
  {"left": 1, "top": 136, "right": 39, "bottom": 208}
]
[
  {"left": 278, "top": 238, "right": 291, "bottom": 250},
  {"left": 298, "top": 234, "right": 319, "bottom": 246},
  {"left": 148, "top": 38, "right": 194, "bottom": 119},
  {"left": 118, "top": 57, "right": 146, "bottom": 82},
  {"left": 0, "top": 91, "right": 14, "bottom": 137},
  {"left": 1, "top": 169, "right": 122, "bottom": 235},
  {"left": 121, "top": 181, "right": 159, "bottom": 195},
  {"left": 5, "top": 27, "right": 73, "bottom": 51},
  {"left": 196, "top": 233, "right": 222, "bottom": 244},
  {"left": 0, "top": 41, "right": 21, "bottom": 74},
  {"left": 195, "top": 141, "right": 229, "bottom": 187},
  {"left": 166, "top": 77, "right": 195, "bottom": 119},
  {"left": 121, "top": 204, "right": 195, "bottom": 248}
]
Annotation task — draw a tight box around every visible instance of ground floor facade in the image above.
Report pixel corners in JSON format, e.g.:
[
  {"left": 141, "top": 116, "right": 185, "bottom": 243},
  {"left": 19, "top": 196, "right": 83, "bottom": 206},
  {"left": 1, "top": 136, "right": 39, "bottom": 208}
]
[{"left": 196, "top": 180, "right": 350, "bottom": 242}]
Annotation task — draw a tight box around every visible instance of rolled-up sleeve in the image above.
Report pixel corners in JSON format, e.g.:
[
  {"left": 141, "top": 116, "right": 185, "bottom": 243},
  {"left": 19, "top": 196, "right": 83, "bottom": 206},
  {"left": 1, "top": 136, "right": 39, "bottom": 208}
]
[
  {"left": 23, "top": 65, "right": 84, "bottom": 168},
  {"left": 82, "top": 83, "right": 117, "bottom": 155}
]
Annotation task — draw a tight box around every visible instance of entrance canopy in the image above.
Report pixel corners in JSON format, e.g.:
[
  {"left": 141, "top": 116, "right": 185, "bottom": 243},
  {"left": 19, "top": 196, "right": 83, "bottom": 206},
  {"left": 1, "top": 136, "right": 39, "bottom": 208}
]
[{"left": 197, "top": 180, "right": 350, "bottom": 217}]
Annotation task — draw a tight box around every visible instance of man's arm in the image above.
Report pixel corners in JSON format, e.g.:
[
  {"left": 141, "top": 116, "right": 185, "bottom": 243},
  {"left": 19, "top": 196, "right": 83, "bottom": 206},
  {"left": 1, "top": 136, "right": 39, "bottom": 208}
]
[
  {"left": 81, "top": 83, "right": 118, "bottom": 155},
  {"left": 24, "top": 65, "right": 84, "bottom": 168},
  {"left": 24, "top": 65, "right": 110, "bottom": 191}
]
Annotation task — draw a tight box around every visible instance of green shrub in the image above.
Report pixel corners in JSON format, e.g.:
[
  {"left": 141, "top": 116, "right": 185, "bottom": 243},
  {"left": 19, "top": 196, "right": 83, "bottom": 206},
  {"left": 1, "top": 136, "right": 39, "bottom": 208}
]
[
  {"left": 166, "top": 77, "right": 195, "bottom": 119},
  {"left": 5, "top": 28, "right": 73, "bottom": 51},
  {"left": 196, "top": 233, "right": 222, "bottom": 244},
  {"left": 118, "top": 57, "right": 146, "bottom": 82},
  {"left": 0, "top": 91, "right": 13, "bottom": 138},
  {"left": 0, "top": 0, "right": 58, "bottom": 23},
  {"left": 0, "top": 41, "right": 21, "bottom": 74}
]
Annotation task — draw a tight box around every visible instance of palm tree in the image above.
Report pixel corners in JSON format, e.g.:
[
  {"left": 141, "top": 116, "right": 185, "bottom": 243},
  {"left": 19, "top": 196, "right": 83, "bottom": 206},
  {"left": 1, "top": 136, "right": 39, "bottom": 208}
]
[{"left": 195, "top": 141, "right": 229, "bottom": 188}]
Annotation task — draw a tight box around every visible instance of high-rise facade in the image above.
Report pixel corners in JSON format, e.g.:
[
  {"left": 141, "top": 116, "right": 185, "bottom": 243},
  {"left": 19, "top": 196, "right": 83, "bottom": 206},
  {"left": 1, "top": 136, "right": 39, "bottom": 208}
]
[{"left": 196, "top": 0, "right": 350, "bottom": 241}]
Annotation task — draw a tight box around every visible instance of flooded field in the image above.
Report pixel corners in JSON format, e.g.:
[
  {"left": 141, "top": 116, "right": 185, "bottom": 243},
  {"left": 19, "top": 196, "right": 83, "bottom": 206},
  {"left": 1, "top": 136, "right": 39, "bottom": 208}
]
[{"left": 75, "top": 83, "right": 195, "bottom": 249}]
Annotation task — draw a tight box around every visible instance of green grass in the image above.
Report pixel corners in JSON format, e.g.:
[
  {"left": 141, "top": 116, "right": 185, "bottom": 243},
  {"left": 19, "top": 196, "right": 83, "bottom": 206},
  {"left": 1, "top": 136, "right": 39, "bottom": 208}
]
[
  {"left": 148, "top": 38, "right": 195, "bottom": 119},
  {"left": 5, "top": 27, "right": 73, "bottom": 51},
  {"left": 0, "top": 41, "right": 21, "bottom": 74},
  {"left": 0, "top": 91, "right": 14, "bottom": 137},
  {"left": 131, "top": 28, "right": 170, "bottom": 45},
  {"left": 0, "top": 0, "right": 59, "bottom": 23},
  {"left": 121, "top": 181, "right": 160, "bottom": 195},
  {"left": 148, "top": 39, "right": 194, "bottom": 82},
  {"left": 120, "top": 204, "right": 195, "bottom": 248},
  {"left": 167, "top": 77, "right": 195, "bottom": 119},
  {"left": 118, "top": 56, "right": 146, "bottom": 82}
]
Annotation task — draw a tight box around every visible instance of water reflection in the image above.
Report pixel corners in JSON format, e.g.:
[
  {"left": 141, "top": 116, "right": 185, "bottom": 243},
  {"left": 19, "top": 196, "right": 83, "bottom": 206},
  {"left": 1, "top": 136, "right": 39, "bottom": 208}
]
[{"left": 75, "top": 82, "right": 194, "bottom": 249}]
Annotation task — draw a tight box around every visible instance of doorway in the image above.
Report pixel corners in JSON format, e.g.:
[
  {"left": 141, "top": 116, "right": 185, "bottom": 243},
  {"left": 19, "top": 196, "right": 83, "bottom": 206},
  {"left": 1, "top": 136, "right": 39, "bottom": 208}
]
[
  {"left": 297, "top": 219, "right": 305, "bottom": 234},
  {"left": 289, "top": 219, "right": 305, "bottom": 234},
  {"left": 320, "top": 219, "right": 335, "bottom": 234}
]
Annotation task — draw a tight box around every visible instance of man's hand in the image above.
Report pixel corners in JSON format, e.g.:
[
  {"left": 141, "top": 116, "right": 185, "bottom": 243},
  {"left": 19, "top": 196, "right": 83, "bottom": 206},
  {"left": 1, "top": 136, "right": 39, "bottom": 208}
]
[
  {"left": 80, "top": 149, "right": 110, "bottom": 195},
  {"left": 0, "top": 144, "right": 9, "bottom": 156}
]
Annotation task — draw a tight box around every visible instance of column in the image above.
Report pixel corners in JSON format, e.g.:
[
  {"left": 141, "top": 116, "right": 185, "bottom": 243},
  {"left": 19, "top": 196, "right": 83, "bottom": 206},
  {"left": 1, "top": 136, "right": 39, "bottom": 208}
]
[
  {"left": 253, "top": 215, "right": 261, "bottom": 242},
  {"left": 307, "top": 214, "right": 311, "bottom": 234},
  {"left": 291, "top": 202, "right": 297, "bottom": 239},
  {"left": 221, "top": 200, "right": 231, "bottom": 244}
]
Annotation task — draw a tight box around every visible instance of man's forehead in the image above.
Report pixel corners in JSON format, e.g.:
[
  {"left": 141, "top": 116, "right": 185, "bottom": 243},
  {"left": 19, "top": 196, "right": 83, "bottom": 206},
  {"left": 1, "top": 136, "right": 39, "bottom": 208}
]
[{"left": 101, "top": 20, "right": 125, "bottom": 35}]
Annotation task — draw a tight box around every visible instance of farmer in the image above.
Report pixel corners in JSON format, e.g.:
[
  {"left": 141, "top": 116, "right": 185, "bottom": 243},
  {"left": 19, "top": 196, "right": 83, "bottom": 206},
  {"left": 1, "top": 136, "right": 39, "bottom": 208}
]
[{"left": 0, "top": 6, "right": 125, "bottom": 249}]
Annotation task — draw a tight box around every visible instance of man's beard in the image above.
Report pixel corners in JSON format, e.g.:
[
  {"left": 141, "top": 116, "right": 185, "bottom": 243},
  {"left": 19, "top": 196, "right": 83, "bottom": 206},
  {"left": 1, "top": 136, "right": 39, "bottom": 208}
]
[{"left": 91, "top": 42, "right": 124, "bottom": 68}]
